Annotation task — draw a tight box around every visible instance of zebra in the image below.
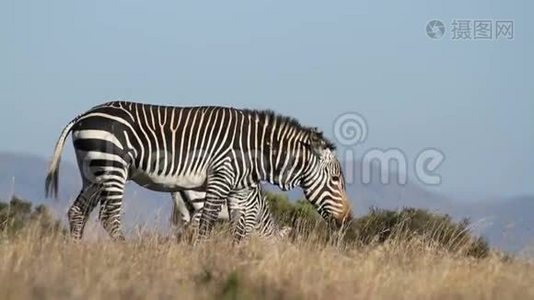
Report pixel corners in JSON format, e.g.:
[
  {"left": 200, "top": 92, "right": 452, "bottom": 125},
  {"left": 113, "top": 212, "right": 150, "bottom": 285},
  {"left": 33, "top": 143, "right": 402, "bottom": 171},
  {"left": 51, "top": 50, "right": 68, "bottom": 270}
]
[
  {"left": 170, "top": 186, "right": 292, "bottom": 241},
  {"left": 45, "top": 101, "right": 352, "bottom": 242}
]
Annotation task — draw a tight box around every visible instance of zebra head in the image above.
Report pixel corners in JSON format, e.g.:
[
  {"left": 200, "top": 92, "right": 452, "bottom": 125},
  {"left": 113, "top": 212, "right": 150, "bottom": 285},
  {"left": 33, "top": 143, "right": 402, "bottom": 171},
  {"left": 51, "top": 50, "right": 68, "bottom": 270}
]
[
  {"left": 301, "top": 130, "right": 352, "bottom": 229},
  {"left": 277, "top": 226, "right": 293, "bottom": 238}
]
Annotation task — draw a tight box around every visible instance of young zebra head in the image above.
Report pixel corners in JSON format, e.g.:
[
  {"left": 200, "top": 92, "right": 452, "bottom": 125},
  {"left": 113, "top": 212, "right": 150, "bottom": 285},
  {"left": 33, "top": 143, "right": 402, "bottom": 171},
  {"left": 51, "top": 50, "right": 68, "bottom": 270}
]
[{"left": 300, "top": 130, "right": 352, "bottom": 229}]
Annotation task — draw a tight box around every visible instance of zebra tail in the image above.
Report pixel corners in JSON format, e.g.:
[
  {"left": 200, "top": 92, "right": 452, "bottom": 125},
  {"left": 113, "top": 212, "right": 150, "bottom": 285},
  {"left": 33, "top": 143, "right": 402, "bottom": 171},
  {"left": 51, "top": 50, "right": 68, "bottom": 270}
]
[{"left": 45, "top": 117, "right": 78, "bottom": 199}]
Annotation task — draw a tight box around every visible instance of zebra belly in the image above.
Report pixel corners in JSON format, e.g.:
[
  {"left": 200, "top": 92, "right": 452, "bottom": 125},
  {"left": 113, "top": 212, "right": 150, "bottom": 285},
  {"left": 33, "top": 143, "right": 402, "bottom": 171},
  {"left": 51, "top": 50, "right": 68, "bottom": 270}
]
[{"left": 130, "top": 170, "right": 207, "bottom": 192}]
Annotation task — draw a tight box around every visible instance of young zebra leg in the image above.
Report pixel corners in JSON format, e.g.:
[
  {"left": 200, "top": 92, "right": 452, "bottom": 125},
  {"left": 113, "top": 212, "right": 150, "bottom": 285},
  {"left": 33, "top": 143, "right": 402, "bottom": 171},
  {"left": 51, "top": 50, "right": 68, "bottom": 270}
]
[
  {"left": 170, "top": 191, "right": 229, "bottom": 228},
  {"left": 196, "top": 175, "right": 232, "bottom": 243},
  {"left": 67, "top": 184, "right": 101, "bottom": 240},
  {"left": 170, "top": 191, "right": 194, "bottom": 239},
  {"left": 98, "top": 180, "right": 127, "bottom": 241},
  {"left": 244, "top": 189, "right": 292, "bottom": 241},
  {"left": 183, "top": 186, "right": 263, "bottom": 243},
  {"left": 233, "top": 208, "right": 258, "bottom": 242},
  {"left": 231, "top": 187, "right": 260, "bottom": 242}
]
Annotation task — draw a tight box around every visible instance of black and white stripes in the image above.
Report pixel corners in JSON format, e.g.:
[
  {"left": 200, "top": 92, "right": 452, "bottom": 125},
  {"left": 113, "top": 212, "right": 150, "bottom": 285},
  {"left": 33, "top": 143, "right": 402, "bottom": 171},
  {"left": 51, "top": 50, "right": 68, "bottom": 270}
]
[
  {"left": 45, "top": 100, "right": 352, "bottom": 242},
  {"left": 170, "top": 186, "right": 291, "bottom": 241}
]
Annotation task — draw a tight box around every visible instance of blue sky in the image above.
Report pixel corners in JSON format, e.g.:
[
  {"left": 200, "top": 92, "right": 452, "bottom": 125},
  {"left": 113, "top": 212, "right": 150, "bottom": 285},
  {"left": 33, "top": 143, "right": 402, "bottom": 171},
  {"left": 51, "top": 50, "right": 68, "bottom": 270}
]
[{"left": 1, "top": 0, "right": 532, "bottom": 201}]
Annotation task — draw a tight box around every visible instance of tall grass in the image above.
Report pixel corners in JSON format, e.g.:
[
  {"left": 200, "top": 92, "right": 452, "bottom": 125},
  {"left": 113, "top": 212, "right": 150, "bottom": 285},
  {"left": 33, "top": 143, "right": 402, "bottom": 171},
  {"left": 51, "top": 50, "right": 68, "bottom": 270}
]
[{"left": 0, "top": 223, "right": 532, "bottom": 300}]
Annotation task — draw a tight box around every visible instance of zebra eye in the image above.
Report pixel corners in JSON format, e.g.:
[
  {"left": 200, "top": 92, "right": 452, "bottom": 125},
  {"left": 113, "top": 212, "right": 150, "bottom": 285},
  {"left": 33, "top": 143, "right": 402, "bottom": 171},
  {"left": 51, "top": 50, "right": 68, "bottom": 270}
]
[{"left": 331, "top": 175, "right": 340, "bottom": 182}]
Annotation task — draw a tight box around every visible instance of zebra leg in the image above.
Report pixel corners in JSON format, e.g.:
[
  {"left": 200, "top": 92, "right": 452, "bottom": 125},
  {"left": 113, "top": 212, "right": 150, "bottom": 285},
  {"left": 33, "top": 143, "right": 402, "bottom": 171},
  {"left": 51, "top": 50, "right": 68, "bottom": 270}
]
[
  {"left": 231, "top": 188, "right": 260, "bottom": 242},
  {"left": 196, "top": 174, "right": 233, "bottom": 243},
  {"left": 67, "top": 184, "right": 101, "bottom": 240},
  {"left": 98, "top": 180, "right": 127, "bottom": 241},
  {"left": 242, "top": 188, "right": 291, "bottom": 241},
  {"left": 234, "top": 208, "right": 258, "bottom": 242},
  {"left": 176, "top": 195, "right": 226, "bottom": 241},
  {"left": 170, "top": 191, "right": 192, "bottom": 227},
  {"left": 170, "top": 191, "right": 194, "bottom": 239}
]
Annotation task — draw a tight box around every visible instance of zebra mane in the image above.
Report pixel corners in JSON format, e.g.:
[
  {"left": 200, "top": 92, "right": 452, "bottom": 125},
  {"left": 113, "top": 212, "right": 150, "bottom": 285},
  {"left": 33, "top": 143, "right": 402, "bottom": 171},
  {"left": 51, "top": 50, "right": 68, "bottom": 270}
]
[{"left": 241, "top": 108, "right": 337, "bottom": 151}]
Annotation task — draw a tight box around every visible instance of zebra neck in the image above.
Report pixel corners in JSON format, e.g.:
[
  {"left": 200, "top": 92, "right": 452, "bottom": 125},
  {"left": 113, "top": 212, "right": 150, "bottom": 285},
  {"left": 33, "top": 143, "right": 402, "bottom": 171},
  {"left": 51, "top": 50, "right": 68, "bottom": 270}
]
[
  {"left": 251, "top": 109, "right": 316, "bottom": 190},
  {"left": 260, "top": 143, "right": 309, "bottom": 191}
]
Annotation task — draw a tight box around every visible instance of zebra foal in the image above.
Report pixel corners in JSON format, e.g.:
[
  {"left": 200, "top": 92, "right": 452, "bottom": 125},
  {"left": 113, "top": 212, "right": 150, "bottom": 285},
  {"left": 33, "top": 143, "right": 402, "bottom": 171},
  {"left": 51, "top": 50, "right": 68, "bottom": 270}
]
[{"left": 171, "top": 186, "right": 291, "bottom": 241}]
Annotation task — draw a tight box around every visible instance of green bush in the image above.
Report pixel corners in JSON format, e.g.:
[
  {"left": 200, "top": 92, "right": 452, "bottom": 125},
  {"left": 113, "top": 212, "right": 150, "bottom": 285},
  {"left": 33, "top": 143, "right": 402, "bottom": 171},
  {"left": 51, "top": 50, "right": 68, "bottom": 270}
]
[
  {"left": 347, "top": 207, "right": 489, "bottom": 258},
  {"left": 265, "top": 192, "right": 489, "bottom": 258},
  {"left": 0, "top": 196, "right": 65, "bottom": 236},
  {"left": 265, "top": 192, "right": 321, "bottom": 223}
]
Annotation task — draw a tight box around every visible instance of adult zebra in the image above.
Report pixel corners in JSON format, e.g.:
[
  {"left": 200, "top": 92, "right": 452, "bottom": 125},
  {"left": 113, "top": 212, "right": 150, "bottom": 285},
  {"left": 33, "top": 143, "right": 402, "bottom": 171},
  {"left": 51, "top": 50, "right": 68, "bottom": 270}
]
[
  {"left": 45, "top": 101, "right": 352, "bottom": 242},
  {"left": 171, "top": 187, "right": 291, "bottom": 241}
]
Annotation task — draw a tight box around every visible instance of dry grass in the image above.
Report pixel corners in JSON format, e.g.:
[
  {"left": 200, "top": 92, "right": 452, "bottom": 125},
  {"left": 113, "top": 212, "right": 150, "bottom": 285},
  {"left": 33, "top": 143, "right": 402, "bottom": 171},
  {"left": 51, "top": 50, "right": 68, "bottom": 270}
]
[{"left": 0, "top": 226, "right": 532, "bottom": 300}]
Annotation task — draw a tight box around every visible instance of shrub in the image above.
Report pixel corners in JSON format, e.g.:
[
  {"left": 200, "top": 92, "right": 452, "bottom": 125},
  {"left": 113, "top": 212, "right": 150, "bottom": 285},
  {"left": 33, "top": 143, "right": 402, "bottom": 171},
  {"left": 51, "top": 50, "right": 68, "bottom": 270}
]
[
  {"left": 265, "top": 192, "right": 489, "bottom": 258},
  {"left": 347, "top": 207, "right": 489, "bottom": 258},
  {"left": 0, "top": 195, "right": 65, "bottom": 236},
  {"left": 265, "top": 192, "right": 321, "bottom": 224}
]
